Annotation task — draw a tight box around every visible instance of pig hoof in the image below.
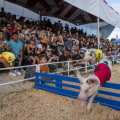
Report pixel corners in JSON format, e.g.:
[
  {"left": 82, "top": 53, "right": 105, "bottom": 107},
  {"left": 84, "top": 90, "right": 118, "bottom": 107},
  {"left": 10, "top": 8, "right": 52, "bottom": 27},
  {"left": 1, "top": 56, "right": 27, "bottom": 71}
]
[
  {"left": 87, "top": 106, "right": 93, "bottom": 112},
  {"left": 81, "top": 104, "right": 84, "bottom": 107},
  {"left": 81, "top": 102, "right": 85, "bottom": 107},
  {"left": 87, "top": 109, "right": 92, "bottom": 114},
  {"left": 87, "top": 106, "right": 91, "bottom": 111}
]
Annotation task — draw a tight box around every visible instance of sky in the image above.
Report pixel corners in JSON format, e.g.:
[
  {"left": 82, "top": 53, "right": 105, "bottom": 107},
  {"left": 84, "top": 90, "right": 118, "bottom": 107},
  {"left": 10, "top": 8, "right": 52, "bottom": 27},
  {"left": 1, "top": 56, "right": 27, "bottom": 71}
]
[
  {"left": 106, "top": 0, "right": 120, "bottom": 39},
  {"left": 106, "top": 0, "right": 120, "bottom": 5}
]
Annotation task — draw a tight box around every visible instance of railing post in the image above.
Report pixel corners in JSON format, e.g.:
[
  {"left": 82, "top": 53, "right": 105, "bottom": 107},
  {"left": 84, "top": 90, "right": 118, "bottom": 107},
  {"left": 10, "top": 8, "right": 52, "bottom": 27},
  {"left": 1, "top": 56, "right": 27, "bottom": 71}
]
[
  {"left": 39, "top": 64, "right": 40, "bottom": 73},
  {"left": 68, "top": 61, "right": 69, "bottom": 77},
  {"left": 36, "top": 64, "right": 39, "bottom": 73},
  {"left": 85, "top": 61, "right": 87, "bottom": 73},
  {"left": 113, "top": 56, "right": 115, "bottom": 64}
]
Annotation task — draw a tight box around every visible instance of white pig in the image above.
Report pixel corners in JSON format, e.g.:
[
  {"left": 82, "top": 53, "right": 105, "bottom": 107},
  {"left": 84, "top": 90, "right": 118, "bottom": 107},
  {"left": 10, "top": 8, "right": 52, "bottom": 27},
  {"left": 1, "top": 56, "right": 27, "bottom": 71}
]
[
  {"left": 77, "top": 58, "right": 113, "bottom": 110},
  {"left": 80, "top": 48, "right": 107, "bottom": 62}
]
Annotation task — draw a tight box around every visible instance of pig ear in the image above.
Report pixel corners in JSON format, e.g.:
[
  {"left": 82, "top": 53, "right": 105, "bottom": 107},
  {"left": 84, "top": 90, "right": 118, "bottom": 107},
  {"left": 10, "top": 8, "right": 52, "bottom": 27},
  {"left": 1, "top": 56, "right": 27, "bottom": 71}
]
[
  {"left": 87, "top": 78, "right": 98, "bottom": 85},
  {"left": 76, "top": 72, "right": 84, "bottom": 82}
]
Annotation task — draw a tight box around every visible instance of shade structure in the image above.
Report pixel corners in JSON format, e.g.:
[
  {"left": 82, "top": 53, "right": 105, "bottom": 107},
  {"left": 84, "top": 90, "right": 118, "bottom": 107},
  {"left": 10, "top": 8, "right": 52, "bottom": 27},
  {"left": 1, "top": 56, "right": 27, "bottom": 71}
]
[
  {"left": 64, "top": 0, "right": 120, "bottom": 28},
  {"left": 5, "top": 0, "right": 120, "bottom": 27},
  {"left": 5, "top": 0, "right": 97, "bottom": 25}
]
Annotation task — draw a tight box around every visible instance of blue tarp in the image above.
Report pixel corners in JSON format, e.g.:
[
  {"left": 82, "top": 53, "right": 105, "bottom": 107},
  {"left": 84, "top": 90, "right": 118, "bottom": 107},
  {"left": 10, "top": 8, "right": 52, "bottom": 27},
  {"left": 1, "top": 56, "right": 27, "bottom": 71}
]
[{"left": 112, "top": 39, "right": 120, "bottom": 43}]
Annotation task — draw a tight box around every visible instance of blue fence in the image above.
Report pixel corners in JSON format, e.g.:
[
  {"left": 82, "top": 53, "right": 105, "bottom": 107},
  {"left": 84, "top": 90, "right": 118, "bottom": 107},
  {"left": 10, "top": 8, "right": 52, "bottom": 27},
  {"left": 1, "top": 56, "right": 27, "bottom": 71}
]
[{"left": 34, "top": 72, "right": 120, "bottom": 111}]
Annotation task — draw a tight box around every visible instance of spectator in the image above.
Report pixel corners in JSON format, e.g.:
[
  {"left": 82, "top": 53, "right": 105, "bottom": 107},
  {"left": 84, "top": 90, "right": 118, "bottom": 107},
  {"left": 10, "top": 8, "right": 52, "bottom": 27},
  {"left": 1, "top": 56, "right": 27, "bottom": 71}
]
[
  {"left": 38, "top": 30, "right": 46, "bottom": 42},
  {"left": 45, "top": 47, "right": 58, "bottom": 73},
  {"left": 85, "top": 41, "right": 90, "bottom": 49},
  {"left": 116, "top": 49, "right": 120, "bottom": 63},
  {"left": 6, "top": 23, "right": 14, "bottom": 40},
  {"left": 49, "top": 34, "right": 58, "bottom": 55},
  {"left": 90, "top": 43, "right": 94, "bottom": 49},
  {"left": 0, "top": 30, "right": 16, "bottom": 76},
  {"left": 59, "top": 49, "right": 70, "bottom": 69},
  {"left": 27, "top": 39, "right": 39, "bottom": 64},
  {"left": 8, "top": 32, "right": 23, "bottom": 75},
  {"left": 45, "top": 48, "right": 58, "bottom": 62},
  {"left": 18, "top": 27, "right": 28, "bottom": 43},
  {"left": 39, "top": 55, "right": 49, "bottom": 73},
  {"left": 57, "top": 35, "right": 64, "bottom": 55},
  {"left": 0, "top": 30, "right": 8, "bottom": 53},
  {"left": 30, "top": 31, "right": 38, "bottom": 45},
  {"left": 1, "top": 25, "right": 9, "bottom": 41},
  {"left": 64, "top": 36, "right": 72, "bottom": 51},
  {"left": 79, "top": 40, "right": 85, "bottom": 48},
  {"left": 72, "top": 40, "right": 77, "bottom": 51},
  {"left": 94, "top": 42, "right": 98, "bottom": 49},
  {"left": 110, "top": 48, "right": 117, "bottom": 62},
  {"left": 0, "top": 8, "right": 6, "bottom": 19}
]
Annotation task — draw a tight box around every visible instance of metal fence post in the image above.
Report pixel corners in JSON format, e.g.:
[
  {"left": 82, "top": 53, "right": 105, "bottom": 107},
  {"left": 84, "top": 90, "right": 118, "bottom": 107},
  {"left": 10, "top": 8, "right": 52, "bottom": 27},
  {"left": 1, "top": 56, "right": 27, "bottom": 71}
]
[
  {"left": 36, "top": 64, "right": 40, "bottom": 73},
  {"left": 113, "top": 56, "right": 115, "bottom": 64},
  {"left": 85, "top": 61, "right": 87, "bottom": 73},
  {"left": 68, "top": 61, "right": 69, "bottom": 77}
]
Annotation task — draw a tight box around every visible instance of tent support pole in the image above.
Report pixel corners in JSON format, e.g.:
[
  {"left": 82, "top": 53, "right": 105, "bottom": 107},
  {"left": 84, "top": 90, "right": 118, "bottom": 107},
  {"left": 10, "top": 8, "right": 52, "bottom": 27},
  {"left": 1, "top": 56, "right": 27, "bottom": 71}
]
[
  {"left": 97, "top": 17, "right": 100, "bottom": 49},
  {"left": 39, "top": 10, "right": 42, "bottom": 26},
  {"left": 22, "top": 7, "right": 24, "bottom": 17},
  {"left": 3, "top": 0, "right": 5, "bottom": 8}
]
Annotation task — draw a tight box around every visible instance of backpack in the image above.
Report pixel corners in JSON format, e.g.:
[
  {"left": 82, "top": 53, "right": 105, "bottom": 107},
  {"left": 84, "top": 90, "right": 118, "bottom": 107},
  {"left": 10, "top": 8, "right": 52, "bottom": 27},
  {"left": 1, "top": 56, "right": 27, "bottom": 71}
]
[{"left": 24, "top": 66, "right": 36, "bottom": 83}]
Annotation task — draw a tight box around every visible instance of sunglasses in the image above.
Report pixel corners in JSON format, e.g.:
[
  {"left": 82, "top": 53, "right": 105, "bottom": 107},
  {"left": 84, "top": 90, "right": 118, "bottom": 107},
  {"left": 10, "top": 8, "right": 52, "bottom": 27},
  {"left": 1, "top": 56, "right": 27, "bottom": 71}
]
[
  {"left": 47, "top": 50, "right": 52, "bottom": 52},
  {"left": 7, "top": 26, "right": 11, "bottom": 27}
]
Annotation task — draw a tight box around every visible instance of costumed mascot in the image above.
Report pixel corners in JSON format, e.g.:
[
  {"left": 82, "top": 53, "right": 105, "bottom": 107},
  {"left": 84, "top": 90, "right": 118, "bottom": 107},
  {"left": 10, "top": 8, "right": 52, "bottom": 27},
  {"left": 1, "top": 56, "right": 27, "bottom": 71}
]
[{"left": 0, "top": 52, "right": 15, "bottom": 66}]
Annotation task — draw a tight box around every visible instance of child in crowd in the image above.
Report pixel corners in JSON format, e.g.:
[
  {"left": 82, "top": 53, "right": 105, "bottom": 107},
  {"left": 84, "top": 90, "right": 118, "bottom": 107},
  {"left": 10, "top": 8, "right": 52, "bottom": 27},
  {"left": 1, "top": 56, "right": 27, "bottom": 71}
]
[
  {"left": 39, "top": 55, "right": 49, "bottom": 73},
  {"left": 37, "top": 55, "right": 50, "bottom": 84}
]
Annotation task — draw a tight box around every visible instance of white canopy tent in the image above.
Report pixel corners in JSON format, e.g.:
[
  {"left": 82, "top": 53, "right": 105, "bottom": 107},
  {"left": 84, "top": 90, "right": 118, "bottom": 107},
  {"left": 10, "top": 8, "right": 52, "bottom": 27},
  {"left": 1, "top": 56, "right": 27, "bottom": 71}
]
[
  {"left": 64, "top": 0, "right": 120, "bottom": 28},
  {"left": 64, "top": 0, "right": 120, "bottom": 48},
  {"left": 0, "top": 0, "right": 117, "bottom": 41}
]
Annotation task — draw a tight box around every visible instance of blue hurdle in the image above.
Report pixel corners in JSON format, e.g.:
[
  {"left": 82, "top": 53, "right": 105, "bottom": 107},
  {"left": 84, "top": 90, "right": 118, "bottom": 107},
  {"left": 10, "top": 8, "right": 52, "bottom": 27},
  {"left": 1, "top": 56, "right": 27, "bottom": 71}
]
[{"left": 34, "top": 72, "right": 120, "bottom": 111}]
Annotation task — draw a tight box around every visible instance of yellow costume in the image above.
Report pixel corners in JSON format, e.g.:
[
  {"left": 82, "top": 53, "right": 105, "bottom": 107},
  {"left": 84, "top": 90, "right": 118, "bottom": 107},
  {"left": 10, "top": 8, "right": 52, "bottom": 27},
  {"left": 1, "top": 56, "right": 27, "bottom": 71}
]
[
  {"left": 0, "top": 52, "right": 15, "bottom": 66},
  {"left": 95, "top": 49, "right": 103, "bottom": 61}
]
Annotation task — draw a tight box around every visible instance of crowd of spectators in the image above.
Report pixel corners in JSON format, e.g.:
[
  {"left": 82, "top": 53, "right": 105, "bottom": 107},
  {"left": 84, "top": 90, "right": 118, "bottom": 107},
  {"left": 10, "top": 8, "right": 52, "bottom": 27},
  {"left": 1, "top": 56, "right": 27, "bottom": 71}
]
[{"left": 0, "top": 7, "right": 120, "bottom": 76}]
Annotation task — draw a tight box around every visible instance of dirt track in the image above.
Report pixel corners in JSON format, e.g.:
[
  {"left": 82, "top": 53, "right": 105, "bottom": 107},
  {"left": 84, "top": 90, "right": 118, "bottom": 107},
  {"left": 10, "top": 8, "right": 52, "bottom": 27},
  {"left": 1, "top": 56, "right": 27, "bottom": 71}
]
[{"left": 0, "top": 64, "right": 120, "bottom": 120}]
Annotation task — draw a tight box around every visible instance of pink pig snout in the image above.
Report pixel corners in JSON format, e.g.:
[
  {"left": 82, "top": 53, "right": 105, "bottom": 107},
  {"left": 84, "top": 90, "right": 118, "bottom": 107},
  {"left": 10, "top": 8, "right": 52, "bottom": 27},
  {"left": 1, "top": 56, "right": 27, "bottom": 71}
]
[{"left": 78, "top": 93, "right": 86, "bottom": 100}]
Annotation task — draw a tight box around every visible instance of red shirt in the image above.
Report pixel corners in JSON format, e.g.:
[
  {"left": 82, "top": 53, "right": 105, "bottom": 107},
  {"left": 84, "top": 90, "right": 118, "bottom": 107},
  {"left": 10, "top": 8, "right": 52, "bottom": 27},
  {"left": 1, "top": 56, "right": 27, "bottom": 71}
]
[
  {"left": 94, "top": 63, "right": 111, "bottom": 85},
  {"left": 13, "top": 27, "right": 18, "bottom": 33}
]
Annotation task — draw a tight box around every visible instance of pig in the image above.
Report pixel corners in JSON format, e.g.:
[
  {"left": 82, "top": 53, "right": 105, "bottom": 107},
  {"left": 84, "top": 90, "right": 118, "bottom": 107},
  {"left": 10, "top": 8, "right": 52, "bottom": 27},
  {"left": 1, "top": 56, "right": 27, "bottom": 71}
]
[
  {"left": 77, "top": 58, "right": 113, "bottom": 110},
  {"left": 80, "top": 48, "right": 107, "bottom": 62},
  {"left": 79, "top": 48, "right": 96, "bottom": 61}
]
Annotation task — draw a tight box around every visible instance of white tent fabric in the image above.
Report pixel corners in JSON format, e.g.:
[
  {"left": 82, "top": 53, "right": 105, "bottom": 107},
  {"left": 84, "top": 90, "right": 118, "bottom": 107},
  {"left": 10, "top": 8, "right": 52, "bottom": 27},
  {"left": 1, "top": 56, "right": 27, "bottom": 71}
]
[
  {"left": 78, "top": 22, "right": 114, "bottom": 39},
  {"left": 64, "top": 0, "right": 120, "bottom": 28},
  {"left": 0, "top": 0, "right": 115, "bottom": 39},
  {"left": 100, "top": 24, "right": 114, "bottom": 39}
]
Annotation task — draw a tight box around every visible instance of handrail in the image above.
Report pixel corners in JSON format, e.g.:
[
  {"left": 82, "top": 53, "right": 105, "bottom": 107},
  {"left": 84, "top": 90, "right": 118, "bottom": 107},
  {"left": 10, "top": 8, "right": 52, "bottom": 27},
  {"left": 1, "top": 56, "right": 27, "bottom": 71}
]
[{"left": 0, "top": 54, "right": 120, "bottom": 86}]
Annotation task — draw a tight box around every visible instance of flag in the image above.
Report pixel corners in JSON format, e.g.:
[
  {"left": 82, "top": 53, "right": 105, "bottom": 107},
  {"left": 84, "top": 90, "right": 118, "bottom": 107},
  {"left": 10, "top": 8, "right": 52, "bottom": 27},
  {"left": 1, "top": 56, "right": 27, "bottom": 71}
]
[{"left": 116, "top": 34, "right": 118, "bottom": 40}]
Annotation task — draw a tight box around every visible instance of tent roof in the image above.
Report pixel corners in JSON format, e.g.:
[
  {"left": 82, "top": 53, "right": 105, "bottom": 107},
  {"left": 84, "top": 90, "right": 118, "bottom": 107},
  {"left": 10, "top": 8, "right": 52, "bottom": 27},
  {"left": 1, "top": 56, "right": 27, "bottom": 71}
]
[
  {"left": 64, "top": 0, "right": 120, "bottom": 28},
  {"left": 5, "top": 0, "right": 99, "bottom": 25},
  {"left": 5, "top": 0, "right": 120, "bottom": 27}
]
